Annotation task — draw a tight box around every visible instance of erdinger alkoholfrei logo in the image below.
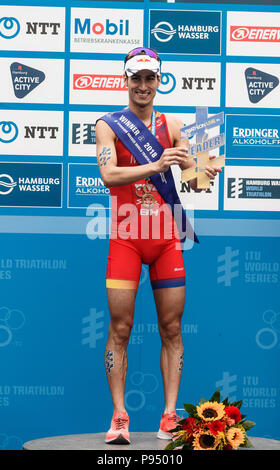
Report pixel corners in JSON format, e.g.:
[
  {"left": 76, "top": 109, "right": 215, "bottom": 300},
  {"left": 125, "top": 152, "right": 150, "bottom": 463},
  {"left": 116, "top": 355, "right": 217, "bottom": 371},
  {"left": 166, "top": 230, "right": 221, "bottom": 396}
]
[
  {"left": 0, "top": 16, "right": 20, "bottom": 39},
  {"left": 0, "top": 174, "right": 17, "bottom": 195},
  {"left": 0, "top": 121, "right": 18, "bottom": 143},
  {"left": 245, "top": 67, "right": 279, "bottom": 104},
  {"left": 10, "top": 62, "right": 45, "bottom": 99}
]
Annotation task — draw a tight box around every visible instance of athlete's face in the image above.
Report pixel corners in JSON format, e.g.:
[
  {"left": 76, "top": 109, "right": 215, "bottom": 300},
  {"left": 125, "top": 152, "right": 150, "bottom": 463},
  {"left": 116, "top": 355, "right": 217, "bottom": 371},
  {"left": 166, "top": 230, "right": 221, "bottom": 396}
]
[{"left": 124, "top": 70, "right": 160, "bottom": 107}]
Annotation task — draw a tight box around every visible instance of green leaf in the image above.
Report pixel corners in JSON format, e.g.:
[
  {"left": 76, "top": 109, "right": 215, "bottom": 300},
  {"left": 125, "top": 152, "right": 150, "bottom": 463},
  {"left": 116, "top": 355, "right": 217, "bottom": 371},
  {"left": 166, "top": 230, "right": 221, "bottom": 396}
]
[
  {"left": 184, "top": 403, "right": 196, "bottom": 415},
  {"left": 239, "top": 436, "right": 254, "bottom": 448},
  {"left": 241, "top": 420, "right": 256, "bottom": 431},
  {"left": 229, "top": 399, "right": 243, "bottom": 409},
  {"left": 199, "top": 397, "right": 207, "bottom": 406},
  {"left": 178, "top": 418, "right": 186, "bottom": 425},
  {"left": 222, "top": 397, "right": 229, "bottom": 406},
  {"left": 168, "top": 425, "right": 182, "bottom": 433},
  {"left": 165, "top": 438, "right": 186, "bottom": 450},
  {"left": 209, "top": 390, "right": 221, "bottom": 403}
]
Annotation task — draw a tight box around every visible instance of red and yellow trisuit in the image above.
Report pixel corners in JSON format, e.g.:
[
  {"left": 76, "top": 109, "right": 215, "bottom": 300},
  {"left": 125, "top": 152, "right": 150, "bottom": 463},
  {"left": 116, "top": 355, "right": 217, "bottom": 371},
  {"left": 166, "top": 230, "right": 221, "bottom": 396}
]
[{"left": 106, "top": 111, "right": 186, "bottom": 291}]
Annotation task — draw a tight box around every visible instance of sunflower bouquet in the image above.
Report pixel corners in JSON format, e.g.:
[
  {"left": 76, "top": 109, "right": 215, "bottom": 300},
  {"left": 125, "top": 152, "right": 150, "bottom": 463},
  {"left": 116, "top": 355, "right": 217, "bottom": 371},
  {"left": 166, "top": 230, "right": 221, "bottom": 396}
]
[{"left": 165, "top": 390, "right": 256, "bottom": 451}]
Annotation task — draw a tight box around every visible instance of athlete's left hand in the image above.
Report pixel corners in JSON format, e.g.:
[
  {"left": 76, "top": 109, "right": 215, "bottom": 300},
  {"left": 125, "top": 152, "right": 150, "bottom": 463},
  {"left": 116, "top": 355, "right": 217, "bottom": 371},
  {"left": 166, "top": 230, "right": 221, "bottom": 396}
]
[{"left": 204, "top": 155, "right": 222, "bottom": 180}]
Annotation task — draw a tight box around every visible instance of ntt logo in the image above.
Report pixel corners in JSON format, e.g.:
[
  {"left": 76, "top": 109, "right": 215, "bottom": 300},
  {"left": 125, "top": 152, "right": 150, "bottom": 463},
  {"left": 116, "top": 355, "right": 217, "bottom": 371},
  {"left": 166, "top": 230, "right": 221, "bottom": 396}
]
[
  {"left": 151, "top": 21, "right": 176, "bottom": 42},
  {"left": 0, "top": 121, "right": 18, "bottom": 143},
  {"left": 0, "top": 17, "right": 20, "bottom": 39}
]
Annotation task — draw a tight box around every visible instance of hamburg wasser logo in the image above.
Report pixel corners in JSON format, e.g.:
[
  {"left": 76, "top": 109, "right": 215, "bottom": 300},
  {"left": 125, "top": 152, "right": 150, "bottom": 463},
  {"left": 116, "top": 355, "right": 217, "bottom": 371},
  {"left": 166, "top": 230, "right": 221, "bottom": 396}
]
[
  {"left": 10, "top": 62, "right": 45, "bottom": 99},
  {"left": 150, "top": 21, "right": 176, "bottom": 42},
  {"left": 149, "top": 10, "right": 221, "bottom": 54},
  {"left": 0, "top": 17, "right": 20, "bottom": 38},
  {"left": 0, "top": 162, "right": 62, "bottom": 207},
  {"left": 0, "top": 174, "right": 17, "bottom": 195},
  {"left": 245, "top": 67, "right": 279, "bottom": 104}
]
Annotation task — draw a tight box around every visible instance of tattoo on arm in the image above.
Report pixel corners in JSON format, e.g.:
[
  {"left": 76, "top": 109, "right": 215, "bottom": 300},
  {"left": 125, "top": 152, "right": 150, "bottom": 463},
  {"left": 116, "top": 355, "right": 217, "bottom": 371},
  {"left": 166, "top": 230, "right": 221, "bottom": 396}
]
[
  {"left": 105, "top": 349, "right": 114, "bottom": 374},
  {"left": 99, "top": 146, "right": 112, "bottom": 167}
]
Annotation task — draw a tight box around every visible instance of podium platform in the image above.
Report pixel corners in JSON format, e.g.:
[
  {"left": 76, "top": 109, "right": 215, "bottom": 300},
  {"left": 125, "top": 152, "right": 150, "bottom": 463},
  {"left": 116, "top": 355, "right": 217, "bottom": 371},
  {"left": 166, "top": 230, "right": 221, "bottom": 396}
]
[{"left": 23, "top": 433, "right": 280, "bottom": 451}]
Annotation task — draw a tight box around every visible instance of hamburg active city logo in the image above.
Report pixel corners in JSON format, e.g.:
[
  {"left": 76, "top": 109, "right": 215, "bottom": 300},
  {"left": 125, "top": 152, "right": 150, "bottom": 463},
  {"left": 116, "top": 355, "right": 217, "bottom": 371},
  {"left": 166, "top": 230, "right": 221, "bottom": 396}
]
[
  {"left": 245, "top": 67, "right": 279, "bottom": 104},
  {"left": 10, "top": 62, "right": 45, "bottom": 98},
  {"left": 0, "top": 16, "right": 20, "bottom": 38}
]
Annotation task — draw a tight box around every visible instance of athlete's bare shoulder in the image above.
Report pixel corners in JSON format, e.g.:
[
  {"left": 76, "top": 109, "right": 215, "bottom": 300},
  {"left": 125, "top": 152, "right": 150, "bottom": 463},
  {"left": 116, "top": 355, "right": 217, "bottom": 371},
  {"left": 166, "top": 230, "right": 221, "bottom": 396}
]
[{"left": 95, "top": 117, "right": 117, "bottom": 142}]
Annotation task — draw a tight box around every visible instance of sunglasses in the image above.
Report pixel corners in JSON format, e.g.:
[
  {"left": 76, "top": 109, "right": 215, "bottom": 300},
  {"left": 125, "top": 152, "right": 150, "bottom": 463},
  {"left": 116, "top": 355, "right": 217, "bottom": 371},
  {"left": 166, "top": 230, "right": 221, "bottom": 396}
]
[{"left": 124, "top": 47, "right": 161, "bottom": 63}]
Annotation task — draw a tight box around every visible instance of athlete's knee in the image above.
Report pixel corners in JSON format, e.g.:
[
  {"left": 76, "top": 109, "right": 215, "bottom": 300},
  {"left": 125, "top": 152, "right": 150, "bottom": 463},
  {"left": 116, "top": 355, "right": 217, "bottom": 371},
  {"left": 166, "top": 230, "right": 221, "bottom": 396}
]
[
  {"left": 158, "top": 318, "right": 182, "bottom": 342},
  {"left": 110, "top": 321, "right": 133, "bottom": 346}
]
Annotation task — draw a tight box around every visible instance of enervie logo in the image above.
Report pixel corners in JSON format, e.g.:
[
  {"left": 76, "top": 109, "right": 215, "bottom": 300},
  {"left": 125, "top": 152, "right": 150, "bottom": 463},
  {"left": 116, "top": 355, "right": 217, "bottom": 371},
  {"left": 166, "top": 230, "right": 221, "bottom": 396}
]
[
  {"left": 230, "top": 26, "right": 280, "bottom": 42},
  {"left": 73, "top": 74, "right": 127, "bottom": 91}
]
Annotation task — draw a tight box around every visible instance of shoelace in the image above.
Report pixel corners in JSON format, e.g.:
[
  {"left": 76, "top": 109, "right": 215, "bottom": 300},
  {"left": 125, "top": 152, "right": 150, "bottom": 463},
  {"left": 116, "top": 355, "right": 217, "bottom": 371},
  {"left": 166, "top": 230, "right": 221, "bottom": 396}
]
[
  {"left": 167, "top": 414, "right": 179, "bottom": 428},
  {"left": 168, "top": 414, "right": 178, "bottom": 422},
  {"left": 113, "top": 416, "right": 128, "bottom": 430}
]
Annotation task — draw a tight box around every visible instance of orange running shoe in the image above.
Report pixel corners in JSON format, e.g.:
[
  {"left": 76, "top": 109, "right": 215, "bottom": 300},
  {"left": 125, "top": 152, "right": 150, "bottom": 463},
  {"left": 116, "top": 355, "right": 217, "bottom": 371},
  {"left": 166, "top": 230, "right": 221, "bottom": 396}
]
[
  {"left": 105, "top": 411, "right": 130, "bottom": 444},
  {"left": 157, "top": 411, "right": 179, "bottom": 439}
]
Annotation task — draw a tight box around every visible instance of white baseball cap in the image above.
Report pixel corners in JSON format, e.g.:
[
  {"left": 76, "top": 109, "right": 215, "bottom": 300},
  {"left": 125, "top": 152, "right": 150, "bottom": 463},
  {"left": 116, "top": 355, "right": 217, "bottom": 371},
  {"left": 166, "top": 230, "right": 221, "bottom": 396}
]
[{"left": 124, "top": 54, "right": 161, "bottom": 77}]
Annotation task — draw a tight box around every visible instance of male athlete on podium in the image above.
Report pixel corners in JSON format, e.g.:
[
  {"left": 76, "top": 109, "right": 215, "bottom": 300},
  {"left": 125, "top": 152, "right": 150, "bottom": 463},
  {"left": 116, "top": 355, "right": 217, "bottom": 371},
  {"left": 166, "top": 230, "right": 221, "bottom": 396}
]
[{"left": 95, "top": 47, "right": 221, "bottom": 444}]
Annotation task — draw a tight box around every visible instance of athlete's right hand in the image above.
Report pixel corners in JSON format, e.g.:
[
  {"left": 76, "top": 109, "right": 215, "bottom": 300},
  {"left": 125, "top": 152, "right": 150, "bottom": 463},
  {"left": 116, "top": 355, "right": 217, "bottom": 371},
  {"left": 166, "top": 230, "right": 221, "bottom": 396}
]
[{"left": 155, "top": 147, "right": 188, "bottom": 173}]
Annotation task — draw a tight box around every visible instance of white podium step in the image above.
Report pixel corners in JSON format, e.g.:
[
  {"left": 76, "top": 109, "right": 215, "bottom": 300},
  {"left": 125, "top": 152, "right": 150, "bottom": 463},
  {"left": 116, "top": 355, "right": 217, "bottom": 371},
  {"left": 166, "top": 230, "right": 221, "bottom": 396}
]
[{"left": 23, "top": 433, "right": 280, "bottom": 451}]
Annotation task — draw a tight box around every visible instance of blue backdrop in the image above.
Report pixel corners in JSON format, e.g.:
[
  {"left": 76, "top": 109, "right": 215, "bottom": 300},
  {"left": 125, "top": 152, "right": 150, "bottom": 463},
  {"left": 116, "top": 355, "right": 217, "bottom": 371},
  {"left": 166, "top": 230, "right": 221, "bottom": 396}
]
[{"left": 0, "top": 0, "right": 279, "bottom": 449}]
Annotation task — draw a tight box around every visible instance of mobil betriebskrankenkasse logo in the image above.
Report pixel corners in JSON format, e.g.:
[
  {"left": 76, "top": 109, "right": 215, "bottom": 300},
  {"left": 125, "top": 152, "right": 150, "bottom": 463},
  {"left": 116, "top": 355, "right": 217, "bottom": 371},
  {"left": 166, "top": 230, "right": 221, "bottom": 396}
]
[{"left": 71, "top": 8, "right": 143, "bottom": 53}]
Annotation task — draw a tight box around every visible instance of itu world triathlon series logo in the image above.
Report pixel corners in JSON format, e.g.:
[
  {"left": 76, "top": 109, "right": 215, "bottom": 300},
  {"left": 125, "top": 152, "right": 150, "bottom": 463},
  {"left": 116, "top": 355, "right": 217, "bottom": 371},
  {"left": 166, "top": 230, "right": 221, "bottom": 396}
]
[{"left": 0, "top": 17, "right": 20, "bottom": 38}]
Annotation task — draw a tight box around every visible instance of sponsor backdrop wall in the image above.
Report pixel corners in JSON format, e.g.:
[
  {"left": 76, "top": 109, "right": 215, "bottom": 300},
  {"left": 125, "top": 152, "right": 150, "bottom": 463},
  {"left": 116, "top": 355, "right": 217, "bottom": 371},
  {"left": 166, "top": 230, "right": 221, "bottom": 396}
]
[{"left": 0, "top": 0, "right": 279, "bottom": 449}]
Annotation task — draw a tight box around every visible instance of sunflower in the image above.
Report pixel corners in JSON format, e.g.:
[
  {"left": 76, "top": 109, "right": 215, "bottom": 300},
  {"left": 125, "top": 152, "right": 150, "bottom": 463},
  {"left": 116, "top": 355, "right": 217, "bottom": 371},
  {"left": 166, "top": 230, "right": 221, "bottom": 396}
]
[
  {"left": 192, "top": 430, "right": 219, "bottom": 450},
  {"left": 196, "top": 401, "right": 225, "bottom": 421},
  {"left": 226, "top": 427, "right": 246, "bottom": 450}
]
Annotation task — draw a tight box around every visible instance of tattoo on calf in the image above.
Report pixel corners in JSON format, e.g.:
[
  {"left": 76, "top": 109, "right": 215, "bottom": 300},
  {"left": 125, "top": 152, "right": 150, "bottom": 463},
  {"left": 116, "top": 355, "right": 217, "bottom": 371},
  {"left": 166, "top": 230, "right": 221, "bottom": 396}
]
[
  {"left": 105, "top": 349, "right": 114, "bottom": 374},
  {"left": 178, "top": 352, "right": 184, "bottom": 372},
  {"left": 99, "top": 146, "right": 112, "bottom": 167}
]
